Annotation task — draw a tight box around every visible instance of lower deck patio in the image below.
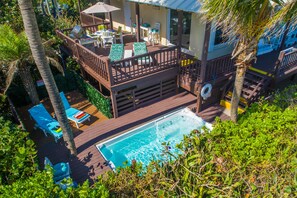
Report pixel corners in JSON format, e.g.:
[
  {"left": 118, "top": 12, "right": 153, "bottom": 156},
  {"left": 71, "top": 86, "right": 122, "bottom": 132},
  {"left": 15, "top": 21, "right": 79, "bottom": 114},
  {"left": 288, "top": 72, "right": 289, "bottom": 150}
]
[{"left": 26, "top": 91, "right": 227, "bottom": 184}]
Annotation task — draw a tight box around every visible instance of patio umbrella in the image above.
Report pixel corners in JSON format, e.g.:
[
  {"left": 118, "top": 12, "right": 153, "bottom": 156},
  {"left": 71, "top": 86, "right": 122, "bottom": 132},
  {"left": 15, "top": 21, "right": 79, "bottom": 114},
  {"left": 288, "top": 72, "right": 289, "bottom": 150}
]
[{"left": 82, "top": 2, "right": 120, "bottom": 29}]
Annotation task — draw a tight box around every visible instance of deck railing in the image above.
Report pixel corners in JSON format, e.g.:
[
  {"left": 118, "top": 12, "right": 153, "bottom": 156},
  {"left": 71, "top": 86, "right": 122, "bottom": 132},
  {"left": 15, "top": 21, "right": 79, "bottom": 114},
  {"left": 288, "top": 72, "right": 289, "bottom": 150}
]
[
  {"left": 205, "top": 55, "right": 235, "bottom": 81},
  {"left": 56, "top": 30, "right": 111, "bottom": 85},
  {"left": 56, "top": 30, "right": 181, "bottom": 86},
  {"left": 179, "top": 59, "right": 202, "bottom": 84},
  {"left": 76, "top": 44, "right": 110, "bottom": 84},
  {"left": 111, "top": 46, "right": 179, "bottom": 84},
  {"left": 56, "top": 30, "right": 79, "bottom": 57},
  {"left": 80, "top": 12, "right": 110, "bottom": 27},
  {"left": 276, "top": 50, "right": 297, "bottom": 77}
]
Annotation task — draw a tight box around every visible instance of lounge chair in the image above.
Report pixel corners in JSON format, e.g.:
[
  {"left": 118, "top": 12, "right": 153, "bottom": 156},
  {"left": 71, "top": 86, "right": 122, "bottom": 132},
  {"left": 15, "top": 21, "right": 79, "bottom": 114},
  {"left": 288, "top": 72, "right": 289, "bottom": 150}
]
[
  {"left": 133, "top": 42, "right": 153, "bottom": 65},
  {"left": 60, "top": 92, "right": 90, "bottom": 128},
  {"left": 44, "top": 157, "right": 71, "bottom": 183},
  {"left": 28, "top": 104, "right": 63, "bottom": 142},
  {"left": 109, "top": 44, "right": 124, "bottom": 62}
]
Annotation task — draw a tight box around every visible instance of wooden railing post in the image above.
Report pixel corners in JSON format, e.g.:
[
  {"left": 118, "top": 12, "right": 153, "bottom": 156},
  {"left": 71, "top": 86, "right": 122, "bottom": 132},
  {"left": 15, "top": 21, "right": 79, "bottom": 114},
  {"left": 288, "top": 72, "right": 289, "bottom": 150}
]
[
  {"left": 196, "top": 22, "right": 211, "bottom": 114},
  {"left": 135, "top": 3, "right": 141, "bottom": 42},
  {"left": 110, "top": 91, "right": 118, "bottom": 118},
  {"left": 106, "top": 59, "right": 114, "bottom": 86},
  {"left": 74, "top": 39, "right": 80, "bottom": 59}
]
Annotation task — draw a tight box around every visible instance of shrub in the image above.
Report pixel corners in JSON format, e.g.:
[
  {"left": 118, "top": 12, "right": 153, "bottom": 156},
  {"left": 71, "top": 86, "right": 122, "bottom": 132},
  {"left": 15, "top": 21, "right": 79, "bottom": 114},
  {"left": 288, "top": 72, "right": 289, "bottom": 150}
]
[
  {"left": 0, "top": 118, "right": 37, "bottom": 185},
  {"left": 74, "top": 73, "right": 112, "bottom": 118},
  {"left": 0, "top": 171, "right": 109, "bottom": 198},
  {"left": 98, "top": 85, "right": 297, "bottom": 197}
]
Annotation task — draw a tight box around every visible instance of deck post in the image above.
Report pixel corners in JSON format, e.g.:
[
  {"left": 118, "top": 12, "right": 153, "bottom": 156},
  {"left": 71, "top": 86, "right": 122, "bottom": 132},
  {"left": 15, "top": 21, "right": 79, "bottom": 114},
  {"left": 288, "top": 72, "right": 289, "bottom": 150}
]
[
  {"left": 106, "top": 59, "right": 114, "bottom": 86},
  {"left": 177, "top": 10, "right": 183, "bottom": 47},
  {"left": 135, "top": 3, "right": 141, "bottom": 42},
  {"left": 111, "top": 90, "right": 118, "bottom": 118},
  {"left": 196, "top": 22, "right": 211, "bottom": 113}
]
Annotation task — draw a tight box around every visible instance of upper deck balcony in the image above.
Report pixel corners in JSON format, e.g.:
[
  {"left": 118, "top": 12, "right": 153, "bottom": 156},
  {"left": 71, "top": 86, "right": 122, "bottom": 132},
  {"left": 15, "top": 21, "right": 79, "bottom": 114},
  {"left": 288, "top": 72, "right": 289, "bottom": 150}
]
[{"left": 56, "top": 24, "right": 179, "bottom": 90}]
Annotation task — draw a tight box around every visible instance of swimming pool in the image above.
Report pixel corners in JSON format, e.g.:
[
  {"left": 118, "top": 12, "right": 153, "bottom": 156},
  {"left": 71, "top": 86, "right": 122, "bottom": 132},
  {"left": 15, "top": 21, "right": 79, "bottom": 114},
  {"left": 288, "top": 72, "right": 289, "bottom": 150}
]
[{"left": 96, "top": 108, "right": 212, "bottom": 169}]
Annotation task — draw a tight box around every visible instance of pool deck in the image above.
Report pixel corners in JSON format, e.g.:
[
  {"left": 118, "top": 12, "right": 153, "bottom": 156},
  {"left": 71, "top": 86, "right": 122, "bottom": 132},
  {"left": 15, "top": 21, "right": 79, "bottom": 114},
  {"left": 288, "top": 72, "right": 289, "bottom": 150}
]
[{"left": 36, "top": 91, "right": 228, "bottom": 184}]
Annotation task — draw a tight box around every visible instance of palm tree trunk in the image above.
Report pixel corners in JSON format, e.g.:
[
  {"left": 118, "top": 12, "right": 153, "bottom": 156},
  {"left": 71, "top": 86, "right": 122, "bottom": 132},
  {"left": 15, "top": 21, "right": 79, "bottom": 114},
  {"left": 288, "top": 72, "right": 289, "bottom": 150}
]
[
  {"left": 230, "top": 39, "right": 256, "bottom": 122},
  {"left": 18, "top": 0, "right": 77, "bottom": 156},
  {"left": 230, "top": 67, "right": 246, "bottom": 122},
  {"left": 18, "top": 66, "right": 40, "bottom": 105}
]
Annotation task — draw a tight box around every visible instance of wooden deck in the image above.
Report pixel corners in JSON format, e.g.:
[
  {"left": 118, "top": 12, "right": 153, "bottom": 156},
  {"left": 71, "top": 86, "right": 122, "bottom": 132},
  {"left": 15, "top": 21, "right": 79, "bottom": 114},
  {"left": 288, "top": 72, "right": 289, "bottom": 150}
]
[{"left": 33, "top": 91, "right": 228, "bottom": 184}]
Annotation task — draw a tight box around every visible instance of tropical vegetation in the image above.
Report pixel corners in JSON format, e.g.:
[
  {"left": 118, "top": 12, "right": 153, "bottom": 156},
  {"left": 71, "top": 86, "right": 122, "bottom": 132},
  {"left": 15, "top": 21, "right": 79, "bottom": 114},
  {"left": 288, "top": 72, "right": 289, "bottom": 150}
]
[
  {"left": 0, "top": 85, "right": 296, "bottom": 197},
  {"left": 202, "top": 0, "right": 297, "bottom": 122},
  {"left": 0, "top": 25, "right": 63, "bottom": 105}
]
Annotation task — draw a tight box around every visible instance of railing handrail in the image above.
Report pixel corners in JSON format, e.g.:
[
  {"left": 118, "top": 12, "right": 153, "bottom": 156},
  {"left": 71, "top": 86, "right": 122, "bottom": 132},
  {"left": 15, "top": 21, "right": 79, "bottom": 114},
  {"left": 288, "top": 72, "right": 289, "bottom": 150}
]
[
  {"left": 207, "top": 54, "right": 232, "bottom": 62},
  {"left": 110, "top": 46, "right": 179, "bottom": 84},
  {"left": 56, "top": 29, "right": 112, "bottom": 85},
  {"left": 276, "top": 50, "right": 297, "bottom": 77}
]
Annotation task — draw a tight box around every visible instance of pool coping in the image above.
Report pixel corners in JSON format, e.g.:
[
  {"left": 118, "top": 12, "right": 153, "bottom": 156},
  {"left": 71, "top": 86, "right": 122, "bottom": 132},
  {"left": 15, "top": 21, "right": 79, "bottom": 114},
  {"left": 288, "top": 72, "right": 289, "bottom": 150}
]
[{"left": 95, "top": 107, "right": 212, "bottom": 171}]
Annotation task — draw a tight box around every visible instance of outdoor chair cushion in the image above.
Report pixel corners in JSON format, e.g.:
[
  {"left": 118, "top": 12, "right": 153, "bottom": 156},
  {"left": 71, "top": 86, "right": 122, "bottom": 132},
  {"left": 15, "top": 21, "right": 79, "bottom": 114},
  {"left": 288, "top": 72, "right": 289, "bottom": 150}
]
[
  {"left": 28, "top": 104, "right": 63, "bottom": 142},
  {"left": 59, "top": 92, "right": 90, "bottom": 127},
  {"left": 109, "top": 44, "right": 124, "bottom": 62},
  {"left": 133, "top": 42, "right": 152, "bottom": 64},
  {"left": 44, "top": 157, "right": 71, "bottom": 182}
]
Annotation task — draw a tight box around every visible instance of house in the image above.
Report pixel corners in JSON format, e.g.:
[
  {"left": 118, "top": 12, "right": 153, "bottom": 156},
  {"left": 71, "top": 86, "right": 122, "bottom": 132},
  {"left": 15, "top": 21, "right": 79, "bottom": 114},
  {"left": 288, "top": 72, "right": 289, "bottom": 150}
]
[{"left": 57, "top": 0, "right": 297, "bottom": 118}]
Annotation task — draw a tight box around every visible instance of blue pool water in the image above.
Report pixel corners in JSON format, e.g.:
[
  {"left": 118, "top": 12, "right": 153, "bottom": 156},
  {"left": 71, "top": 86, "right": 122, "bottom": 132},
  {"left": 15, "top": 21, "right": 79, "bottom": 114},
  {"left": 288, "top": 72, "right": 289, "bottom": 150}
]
[{"left": 96, "top": 108, "right": 211, "bottom": 169}]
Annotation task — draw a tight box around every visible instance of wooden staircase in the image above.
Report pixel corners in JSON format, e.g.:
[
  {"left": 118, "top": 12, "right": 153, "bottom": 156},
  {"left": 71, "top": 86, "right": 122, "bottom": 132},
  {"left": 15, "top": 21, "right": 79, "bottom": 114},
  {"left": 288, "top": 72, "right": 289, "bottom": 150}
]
[{"left": 220, "top": 69, "right": 272, "bottom": 113}]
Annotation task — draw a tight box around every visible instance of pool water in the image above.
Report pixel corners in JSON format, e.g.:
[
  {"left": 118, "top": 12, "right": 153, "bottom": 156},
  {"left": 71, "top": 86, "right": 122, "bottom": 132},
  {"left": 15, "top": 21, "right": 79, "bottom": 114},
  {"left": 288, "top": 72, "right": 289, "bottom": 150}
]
[{"left": 96, "top": 108, "right": 211, "bottom": 169}]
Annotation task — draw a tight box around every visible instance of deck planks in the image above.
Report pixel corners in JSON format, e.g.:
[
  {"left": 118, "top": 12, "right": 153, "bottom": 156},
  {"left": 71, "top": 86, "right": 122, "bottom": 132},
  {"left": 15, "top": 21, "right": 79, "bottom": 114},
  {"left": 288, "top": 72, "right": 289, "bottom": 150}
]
[{"left": 35, "top": 91, "right": 228, "bottom": 184}]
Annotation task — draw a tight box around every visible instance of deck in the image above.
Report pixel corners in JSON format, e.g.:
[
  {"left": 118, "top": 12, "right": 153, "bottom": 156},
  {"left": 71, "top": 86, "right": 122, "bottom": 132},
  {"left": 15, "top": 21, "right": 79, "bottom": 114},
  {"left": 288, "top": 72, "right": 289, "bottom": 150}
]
[
  {"left": 57, "top": 27, "right": 179, "bottom": 88},
  {"left": 34, "top": 91, "right": 227, "bottom": 184}
]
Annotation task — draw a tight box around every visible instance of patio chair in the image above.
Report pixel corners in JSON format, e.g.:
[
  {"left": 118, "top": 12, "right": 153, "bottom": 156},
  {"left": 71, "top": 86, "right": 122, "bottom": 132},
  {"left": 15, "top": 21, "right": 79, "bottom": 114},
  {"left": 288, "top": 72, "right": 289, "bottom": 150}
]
[
  {"left": 28, "top": 104, "right": 63, "bottom": 143},
  {"left": 60, "top": 92, "right": 90, "bottom": 128},
  {"left": 109, "top": 44, "right": 124, "bottom": 62},
  {"left": 101, "top": 31, "right": 114, "bottom": 47},
  {"left": 44, "top": 157, "right": 71, "bottom": 183},
  {"left": 150, "top": 22, "right": 160, "bottom": 45},
  {"left": 133, "top": 42, "right": 153, "bottom": 65}
]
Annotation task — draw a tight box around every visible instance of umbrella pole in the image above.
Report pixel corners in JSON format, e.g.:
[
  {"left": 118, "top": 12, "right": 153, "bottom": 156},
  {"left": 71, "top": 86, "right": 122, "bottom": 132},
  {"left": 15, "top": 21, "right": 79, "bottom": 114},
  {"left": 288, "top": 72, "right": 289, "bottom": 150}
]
[
  {"left": 109, "top": 12, "right": 113, "bottom": 30},
  {"left": 92, "top": 13, "right": 95, "bottom": 25}
]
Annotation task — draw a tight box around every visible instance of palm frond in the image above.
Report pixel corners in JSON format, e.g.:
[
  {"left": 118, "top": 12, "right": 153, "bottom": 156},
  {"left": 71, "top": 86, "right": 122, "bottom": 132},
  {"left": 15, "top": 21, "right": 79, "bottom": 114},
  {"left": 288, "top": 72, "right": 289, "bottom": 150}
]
[
  {"left": 4, "top": 60, "right": 19, "bottom": 93},
  {"left": 0, "top": 25, "right": 30, "bottom": 62},
  {"left": 47, "top": 57, "right": 64, "bottom": 76},
  {"left": 202, "top": 0, "right": 278, "bottom": 41}
]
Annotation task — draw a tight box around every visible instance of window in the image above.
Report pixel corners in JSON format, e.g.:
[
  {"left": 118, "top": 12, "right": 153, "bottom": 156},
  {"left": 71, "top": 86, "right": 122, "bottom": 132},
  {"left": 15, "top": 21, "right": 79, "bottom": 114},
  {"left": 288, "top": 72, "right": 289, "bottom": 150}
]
[{"left": 214, "top": 29, "right": 226, "bottom": 45}]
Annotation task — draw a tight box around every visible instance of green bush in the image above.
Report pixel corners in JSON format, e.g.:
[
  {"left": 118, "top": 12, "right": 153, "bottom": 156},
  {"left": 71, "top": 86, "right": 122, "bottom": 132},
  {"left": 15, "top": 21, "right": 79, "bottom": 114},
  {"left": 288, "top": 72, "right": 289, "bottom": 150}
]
[
  {"left": 74, "top": 73, "right": 112, "bottom": 118},
  {"left": 0, "top": 118, "right": 37, "bottom": 185},
  {"left": 0, "top": 117, "right": 110, "bottom": 197},
  {"left": 0, "top": 95, "right": 12, "bottom": 120},
  {"left": 0, "top": 171, "right": 110, "bottom": 198},
  {"left": 97, "top": 85, "right": 297, "bottom": 197}
]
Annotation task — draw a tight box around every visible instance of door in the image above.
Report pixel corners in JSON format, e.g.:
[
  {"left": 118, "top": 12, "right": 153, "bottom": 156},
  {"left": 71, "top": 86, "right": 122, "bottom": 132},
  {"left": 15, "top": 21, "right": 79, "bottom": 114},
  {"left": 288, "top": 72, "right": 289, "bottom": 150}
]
[{"left": 169, "top": 9, "right": 192, "bottom": 50}]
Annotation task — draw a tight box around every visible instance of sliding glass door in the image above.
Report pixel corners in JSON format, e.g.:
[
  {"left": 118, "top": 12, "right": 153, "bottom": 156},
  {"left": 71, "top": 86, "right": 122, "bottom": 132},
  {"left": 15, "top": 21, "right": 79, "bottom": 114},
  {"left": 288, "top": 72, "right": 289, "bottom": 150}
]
[{"left": 169, "top": 10, "right": 192, "bottom": 49}]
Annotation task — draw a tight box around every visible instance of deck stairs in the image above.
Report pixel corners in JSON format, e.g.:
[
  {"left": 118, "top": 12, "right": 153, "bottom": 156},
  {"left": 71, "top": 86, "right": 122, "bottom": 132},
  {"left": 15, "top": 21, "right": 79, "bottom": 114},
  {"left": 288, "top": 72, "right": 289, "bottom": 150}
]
[{"left": 220, "top": 69, "right": 272, "bottom": 114}]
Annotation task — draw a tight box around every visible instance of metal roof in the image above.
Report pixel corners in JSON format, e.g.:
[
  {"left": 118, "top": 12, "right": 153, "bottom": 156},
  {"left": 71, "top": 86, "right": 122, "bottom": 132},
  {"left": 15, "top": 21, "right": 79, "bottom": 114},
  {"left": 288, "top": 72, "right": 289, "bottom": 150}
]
[{"left": 128, "top": 0, "right": 202, "bottom": 13}]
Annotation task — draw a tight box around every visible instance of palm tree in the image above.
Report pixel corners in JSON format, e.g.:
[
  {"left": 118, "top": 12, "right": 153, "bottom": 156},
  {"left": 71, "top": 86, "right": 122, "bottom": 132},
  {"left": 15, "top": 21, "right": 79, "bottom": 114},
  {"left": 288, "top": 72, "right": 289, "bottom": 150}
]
[
  {"left": 0, "top": 25, "right": 63, "bottom": 105},
  {"left": 202, "top": 0, "right": 297, "bottom": 122},
  {"left": 18, "top": 0, "right": 77, "bottom": 156}
]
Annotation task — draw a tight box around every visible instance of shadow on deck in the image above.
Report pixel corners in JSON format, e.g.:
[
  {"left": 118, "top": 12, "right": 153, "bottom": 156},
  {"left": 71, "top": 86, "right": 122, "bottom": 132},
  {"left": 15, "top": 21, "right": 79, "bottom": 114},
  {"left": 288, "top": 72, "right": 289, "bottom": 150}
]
[{"left": 22, "top": 91, "right": 228, "bottom": 184}]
